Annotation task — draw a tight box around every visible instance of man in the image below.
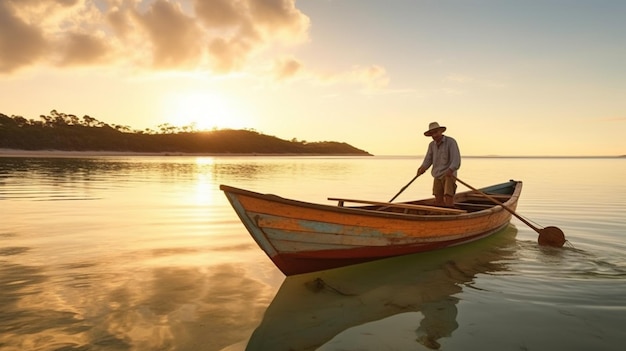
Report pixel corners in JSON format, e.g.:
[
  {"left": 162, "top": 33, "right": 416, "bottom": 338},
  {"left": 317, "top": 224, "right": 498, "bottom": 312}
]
[{"left": 417, "top": 122, "right": 461, "bottom": 208}]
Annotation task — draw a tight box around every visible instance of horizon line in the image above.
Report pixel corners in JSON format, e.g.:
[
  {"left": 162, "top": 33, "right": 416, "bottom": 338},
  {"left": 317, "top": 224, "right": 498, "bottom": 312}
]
[{"left": 375, "top": 155, "right": 626, "bottom": 158}]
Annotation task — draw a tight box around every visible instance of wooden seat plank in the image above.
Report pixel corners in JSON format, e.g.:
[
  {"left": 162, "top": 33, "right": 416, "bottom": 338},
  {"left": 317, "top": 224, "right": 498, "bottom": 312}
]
[{"left": 327, "top": 197, "right": 467, "bottom": 214}]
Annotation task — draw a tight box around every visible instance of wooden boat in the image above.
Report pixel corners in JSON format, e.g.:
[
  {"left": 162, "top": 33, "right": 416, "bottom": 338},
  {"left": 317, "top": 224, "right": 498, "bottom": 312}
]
[{"left": 220, "top": 179, "right": 521, "bottom": 276}]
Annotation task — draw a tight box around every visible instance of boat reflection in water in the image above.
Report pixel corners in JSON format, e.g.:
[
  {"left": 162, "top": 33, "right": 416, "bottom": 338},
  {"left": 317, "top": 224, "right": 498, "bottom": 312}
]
[{"left": 245, "top": 226, "right": 517, "bottom": 350}]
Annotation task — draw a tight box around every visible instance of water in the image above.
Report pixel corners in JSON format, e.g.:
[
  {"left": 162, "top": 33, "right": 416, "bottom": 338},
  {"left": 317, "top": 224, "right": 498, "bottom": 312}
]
[{"left": 1, "top": 155, "right": 625, "bottom": 351}]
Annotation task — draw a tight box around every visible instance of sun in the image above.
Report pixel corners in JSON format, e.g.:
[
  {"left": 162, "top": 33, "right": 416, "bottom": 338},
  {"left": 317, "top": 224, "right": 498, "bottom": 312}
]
[{"left": 164, "top": 91, "right": 250, "bottom": 131}]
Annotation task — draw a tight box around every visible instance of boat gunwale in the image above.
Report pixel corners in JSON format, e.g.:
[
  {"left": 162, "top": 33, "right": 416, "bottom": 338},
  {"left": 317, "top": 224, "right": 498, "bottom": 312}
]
[{"left": 219, "top": 180, "right": 521, "bottom": 222}]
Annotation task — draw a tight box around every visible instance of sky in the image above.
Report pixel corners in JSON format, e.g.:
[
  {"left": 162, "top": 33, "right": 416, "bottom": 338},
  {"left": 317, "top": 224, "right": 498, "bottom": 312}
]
[{"left": 1, "top": 0, "right": 625, "bottom": 156}]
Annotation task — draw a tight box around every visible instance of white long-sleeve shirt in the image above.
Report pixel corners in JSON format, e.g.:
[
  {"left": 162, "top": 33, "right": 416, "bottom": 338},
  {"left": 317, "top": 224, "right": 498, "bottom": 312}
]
[{"left": 420, "top": 135, "right": 461, "bottom": 178}]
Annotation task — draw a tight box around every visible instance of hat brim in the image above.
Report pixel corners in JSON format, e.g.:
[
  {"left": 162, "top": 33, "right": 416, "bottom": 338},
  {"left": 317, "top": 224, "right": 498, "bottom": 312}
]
[{"left": 424, "top": 126, "right": 446, "bottom": 136}]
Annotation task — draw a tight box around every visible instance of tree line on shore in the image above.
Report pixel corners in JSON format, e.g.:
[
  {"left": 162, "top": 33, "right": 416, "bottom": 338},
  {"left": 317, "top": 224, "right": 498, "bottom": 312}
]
[{"left": 0, "top": 110, "right": 372, "bottom": 155}]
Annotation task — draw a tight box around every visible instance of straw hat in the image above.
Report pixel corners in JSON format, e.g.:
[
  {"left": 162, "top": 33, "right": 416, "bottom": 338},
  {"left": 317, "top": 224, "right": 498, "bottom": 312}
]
[{"left": 424, "top": 122, "right": 446, "bottom": 136}]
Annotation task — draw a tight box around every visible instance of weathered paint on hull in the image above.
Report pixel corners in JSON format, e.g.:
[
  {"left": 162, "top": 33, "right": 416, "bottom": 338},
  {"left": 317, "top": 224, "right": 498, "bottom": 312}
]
[
  {"left": 221, "top": 180, "right": 521, "bottom": 276},
  {"left": 268, "top": 224, "right": 507, "bottom": 275}
]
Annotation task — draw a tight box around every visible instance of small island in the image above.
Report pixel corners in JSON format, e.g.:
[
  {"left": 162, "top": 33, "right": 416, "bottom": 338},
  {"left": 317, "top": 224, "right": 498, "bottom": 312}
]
[{"left": 0, "top": 111, "right": 372, "bottom": 156}]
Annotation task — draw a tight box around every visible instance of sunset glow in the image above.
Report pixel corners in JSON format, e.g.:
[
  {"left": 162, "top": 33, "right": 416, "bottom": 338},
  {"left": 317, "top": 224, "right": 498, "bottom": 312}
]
[
  {"left": 1, "top": 0, "right": 624, "bottom": 156},
  {"left": 163, "top": 91, "right": 250, "bottom": 131}
]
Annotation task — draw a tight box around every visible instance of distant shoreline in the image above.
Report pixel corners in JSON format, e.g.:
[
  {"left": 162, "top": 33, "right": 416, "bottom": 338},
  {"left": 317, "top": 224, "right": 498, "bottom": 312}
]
[
  {"left": 1, "top": 149, "right": 623, "bottom": 159},
  {"left": 0, "top": 149, "right": 373, "bottom": 158}
]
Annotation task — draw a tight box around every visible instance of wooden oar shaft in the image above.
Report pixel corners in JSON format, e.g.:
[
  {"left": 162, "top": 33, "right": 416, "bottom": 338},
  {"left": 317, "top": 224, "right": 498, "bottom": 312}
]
[
  {"left": 389, "top": 174, "right": 420, "bottom": 202},
  {"left": 453, "top": 177, "right": 541, "bottom": 232}
]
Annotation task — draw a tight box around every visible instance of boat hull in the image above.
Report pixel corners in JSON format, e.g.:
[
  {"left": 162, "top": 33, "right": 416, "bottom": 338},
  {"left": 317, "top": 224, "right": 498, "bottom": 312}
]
[{"left": 221, "top": 180, "right": 521, "bottom": 275}]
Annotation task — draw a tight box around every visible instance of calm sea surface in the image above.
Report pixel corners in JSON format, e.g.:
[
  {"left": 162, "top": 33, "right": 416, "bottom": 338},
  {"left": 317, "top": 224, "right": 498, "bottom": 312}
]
[{"left": 1, "top": 156, "right": 625, "bottom": 351}]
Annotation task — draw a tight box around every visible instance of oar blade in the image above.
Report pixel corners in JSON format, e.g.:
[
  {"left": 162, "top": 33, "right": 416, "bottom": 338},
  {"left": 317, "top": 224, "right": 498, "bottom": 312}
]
[{"left": 537, "top": 226, "right": 566, "bottom": 247}]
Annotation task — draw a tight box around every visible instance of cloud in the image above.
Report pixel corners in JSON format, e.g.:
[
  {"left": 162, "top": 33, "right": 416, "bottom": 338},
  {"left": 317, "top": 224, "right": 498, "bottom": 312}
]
[
  {"left": 268, "top": 60, "right": 391, "bottom": 92},
  {"left": 0, "top": 0, "right": 310, "bottom": 74},
  {"left": 208, "top": 35, "right": 254, "bottom": 73},
  {"left": 57, "top": 32, "right": 111, "bottom": 66},
  {"left": 0, "top": 0, "right": 386, "bottom": 91},
  {"left": 131, "top": 0, "right": 205, "bottom": 69},
  {"left": 196, "top": 0, "right": 310, "bottom": 73},
  {"left": 0, "top": 1, "right": 48, "bottom": 73},
  {"left": 246, "top": 0, "right": 310, "bottom": 40},
  {"left": 313, "top": 65, "right": 390, "bottom": 90},
  {"left": 195, "top": 0, "right": 243, "bottom": 28},
  {"left": 352, "top": 65, "right": 390, "bottom": 90},
  {"left": 273, "top": 56, "right": 303, "bottom": 80}
]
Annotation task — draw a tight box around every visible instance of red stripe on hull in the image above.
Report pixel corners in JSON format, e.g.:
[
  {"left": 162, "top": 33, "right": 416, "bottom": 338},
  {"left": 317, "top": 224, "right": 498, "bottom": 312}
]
[{"left": 271, "top": 230, "right": 497, "bottom": 276}]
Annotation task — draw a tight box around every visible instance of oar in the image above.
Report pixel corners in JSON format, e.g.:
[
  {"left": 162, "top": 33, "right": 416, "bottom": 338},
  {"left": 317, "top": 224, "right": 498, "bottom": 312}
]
[
  {"left": 388, "top": 174, "right": 420, "bottom": 202},
  {"left": 454, "top": 176, "right": 566, "bottom": 247}
]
